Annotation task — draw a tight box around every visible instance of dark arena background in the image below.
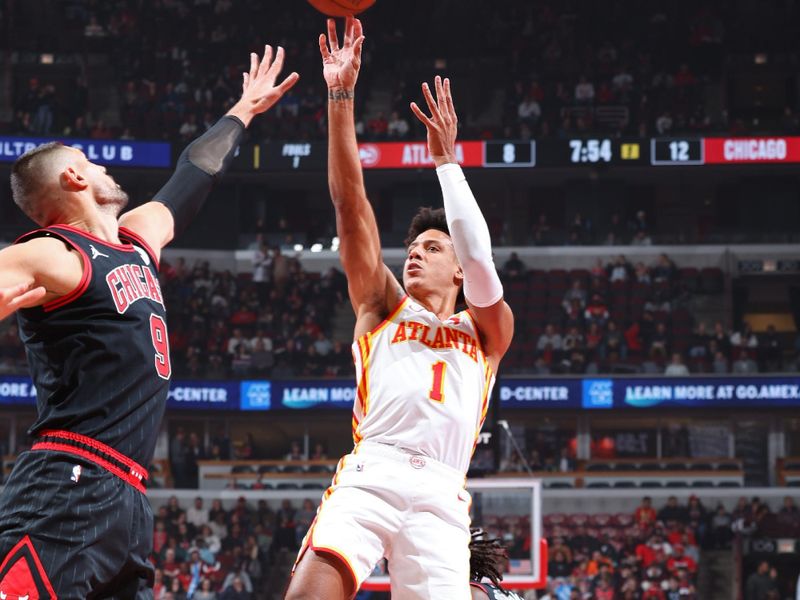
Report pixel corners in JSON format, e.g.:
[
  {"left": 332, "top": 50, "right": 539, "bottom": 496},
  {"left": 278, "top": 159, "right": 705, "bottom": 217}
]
[{"left": 1, "top": 0, "right": 800, "bottom": 598}]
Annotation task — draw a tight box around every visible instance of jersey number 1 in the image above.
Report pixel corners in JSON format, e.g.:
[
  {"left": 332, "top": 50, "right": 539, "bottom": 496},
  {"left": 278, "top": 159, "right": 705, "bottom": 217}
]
[
  {"left": 149, "top": 314, "right": 172, "bottom": 380},
  {"left": 429, "top": 361, "right": 447, "bottom": 403}
]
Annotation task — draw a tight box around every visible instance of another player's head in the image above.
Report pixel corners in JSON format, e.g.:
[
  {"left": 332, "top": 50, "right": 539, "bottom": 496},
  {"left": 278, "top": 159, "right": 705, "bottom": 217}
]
[
  {"left": 469, "top": 528, "right": 508, "bottom": 599},
  {"left": 403, "top": 207, "right": 463, "bottom": 302},
  {"left": 11, "top": 142, "right": 129, "bottom": 226}
]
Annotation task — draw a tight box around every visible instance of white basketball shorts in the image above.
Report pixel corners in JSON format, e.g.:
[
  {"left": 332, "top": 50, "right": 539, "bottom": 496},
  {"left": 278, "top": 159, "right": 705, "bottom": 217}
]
[{"left": 293, "top": 440, "right": 473, "bottom": 599}]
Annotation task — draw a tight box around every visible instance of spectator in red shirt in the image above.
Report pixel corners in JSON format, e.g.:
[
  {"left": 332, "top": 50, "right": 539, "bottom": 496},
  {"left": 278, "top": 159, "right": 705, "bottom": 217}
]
[
  {"left": 152, "top": 568, "right": 166, "bottom": 599},
  {"left": 635, "top": 496, "right": 658, "bottom": 529},
  {"left": 641, "top": 581, "right": 666, "bottom": 599},
  {"left": 594, "top": 576, "right": 616, "bottom": 599},
  {"left": 585, "top": 293, "right": 610, "bottom": 327},
  {"left": 666, "top": 544, "right": 697, "bottom": 575},
  {"left": 667, "top": 522, "right": 696, "bottom": 548},
  {"left": 635, "top": 537, "right": 656, "bottom": 568},
  {"left": 162, "top": 547, "right": 180, "bottom": 580},
  {"left": 367, "top": 112, "right": 389, "bottom": 139}
]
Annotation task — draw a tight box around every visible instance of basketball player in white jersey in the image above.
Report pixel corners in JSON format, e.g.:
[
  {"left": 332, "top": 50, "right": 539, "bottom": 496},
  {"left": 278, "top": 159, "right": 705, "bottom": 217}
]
[{"left": 285, "top": 17, "right": 513, "bottom": 600}]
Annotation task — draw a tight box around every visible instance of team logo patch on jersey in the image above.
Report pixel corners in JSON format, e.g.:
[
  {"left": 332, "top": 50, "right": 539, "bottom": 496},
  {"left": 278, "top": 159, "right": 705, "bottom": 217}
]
[
  {"left": 0, "top": 536, "right": 56, "bottom": 600},
  {"left": 409, "top": 455, "right": 426, "bottom": 469},
  {"left": 89, "top": 245, "right": 109, "bottom": 260}
]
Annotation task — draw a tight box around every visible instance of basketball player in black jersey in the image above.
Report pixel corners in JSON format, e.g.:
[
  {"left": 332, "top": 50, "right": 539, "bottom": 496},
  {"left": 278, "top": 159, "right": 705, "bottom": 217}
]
[
  {"left": 0, "top": 46, "right": 298, "bottom": 598},
  {"left": 468, "top": 529, "right": 525, "bottom": 600}
]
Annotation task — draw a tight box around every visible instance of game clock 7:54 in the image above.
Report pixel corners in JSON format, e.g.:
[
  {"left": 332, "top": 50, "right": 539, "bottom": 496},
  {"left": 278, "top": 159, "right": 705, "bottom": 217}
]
[{"left": 569, "top": 138, "right": 613, "bottom": 163}]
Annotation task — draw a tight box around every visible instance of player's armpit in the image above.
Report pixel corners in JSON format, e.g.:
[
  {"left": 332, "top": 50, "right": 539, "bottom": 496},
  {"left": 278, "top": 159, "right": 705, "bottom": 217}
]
[
  {"left": 351, "top": 265, "right": 404, "bottom": 339},
  {"left": 118, "top": 202, "right": 175, "bottom": 262},
  {"left": 466, "top": 298, "right": 514, "bottom": 373},
  {"left": 0, "top": 238, "right": 83, "bottom": 315}
]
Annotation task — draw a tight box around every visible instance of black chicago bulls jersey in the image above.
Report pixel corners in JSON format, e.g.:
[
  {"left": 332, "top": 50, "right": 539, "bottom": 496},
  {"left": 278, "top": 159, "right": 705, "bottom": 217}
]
[{"left": 15, "top": 224, "right": 170, "bottom": 466}]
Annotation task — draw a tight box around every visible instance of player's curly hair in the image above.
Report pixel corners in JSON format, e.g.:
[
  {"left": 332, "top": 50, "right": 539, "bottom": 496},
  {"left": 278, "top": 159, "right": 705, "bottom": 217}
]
[
  {"left": 404, "top": 206, "right": 450, "bottom": 247},
  {"left": 469, "top": 528, "right": 508, "bottom": 590}
]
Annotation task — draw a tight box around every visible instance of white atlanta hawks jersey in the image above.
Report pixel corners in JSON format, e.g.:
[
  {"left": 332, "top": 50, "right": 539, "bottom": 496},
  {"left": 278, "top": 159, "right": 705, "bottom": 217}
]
[{"left": 351, "top": 296, "right": 495, "bottom": 474}]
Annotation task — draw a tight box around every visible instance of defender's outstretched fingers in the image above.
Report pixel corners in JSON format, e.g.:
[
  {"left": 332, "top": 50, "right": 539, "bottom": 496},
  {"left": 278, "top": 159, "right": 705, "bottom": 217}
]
[
  {"left": 9, "top": 286, "right": 46, "bottom": 309},
  {"left": 319, "top": 34, "right": 332, "bottom": 61},
  {"left": 275, "top": 71, "right": 301, "bottom": 96},
  {"left": 410, "top": 101, "right": 435, "bottom": 129},
  {"left": 0, "top": 283, "right": 46, "bottom": 318},
  {"left": 242, "top": 72, "right": 249, "bottom": 93},
  {"left": 267, "top": 46, "right": 286, "bottom": 81},
  {"left": 352, "top": 36, "right": 365, "bottom": 69},
  {"left": 444, "top": 78, "right": 458, "bottom": 121},
  {"left": 434, "top": 75, "right": 446, "bottom": 111},
  {"left": 421, "top": 82, "right": 443, "bottom": 122},
  {"left": 344, "top": 15, "right": 354, "bottom": 46},
  {"left": 327, "top": 18, "right": 340, "bottom": 51},
  {"left": 259, "top": 45, "right": 274, "bottom": 78},
  {"left": 249, "top": 52, "right": 259, "bottom": 83}
]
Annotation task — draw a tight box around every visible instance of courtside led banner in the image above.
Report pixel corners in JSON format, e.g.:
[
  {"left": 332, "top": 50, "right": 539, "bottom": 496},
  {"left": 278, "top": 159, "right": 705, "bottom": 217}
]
[
  {"left": 0, "top": 137, "right": 172, "bottom": 167},
  {"left": 1, "top": 376, "right": 798, "bottom": 410}
]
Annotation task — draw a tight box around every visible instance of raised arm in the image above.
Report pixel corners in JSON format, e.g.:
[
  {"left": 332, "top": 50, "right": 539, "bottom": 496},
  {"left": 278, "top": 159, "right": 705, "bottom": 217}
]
[
  {"left": 321, "top": 17, "right": 402, "bottom": 338},
  {"left": 410, "top": 76, "right": 514, "bottom": 371},
  {"left": 119, "top": 45, "right": 300, "bottom": 262}
]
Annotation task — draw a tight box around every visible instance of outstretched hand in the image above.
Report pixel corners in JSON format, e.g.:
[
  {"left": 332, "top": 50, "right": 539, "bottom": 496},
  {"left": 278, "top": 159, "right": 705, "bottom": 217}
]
[
  {"left": 410, "top": 75, "right": 459, "bottom": 167},
  {"left": 237, "top": 45, "right": 300, "bottom": 117},
  {"left": 0, "top": 282, "right": 46, "bottom": 321},
  {"left": 319, "top": 17, "right": 365, "bottom": 92}
]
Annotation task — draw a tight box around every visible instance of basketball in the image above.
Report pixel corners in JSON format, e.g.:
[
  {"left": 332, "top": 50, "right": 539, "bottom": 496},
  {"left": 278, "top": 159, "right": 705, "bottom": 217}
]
[{"left": 307, "top": 0, "right": 376, "bottom": 17}]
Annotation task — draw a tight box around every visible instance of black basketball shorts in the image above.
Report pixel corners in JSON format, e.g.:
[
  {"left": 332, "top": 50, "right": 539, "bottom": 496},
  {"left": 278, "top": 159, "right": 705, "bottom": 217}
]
[{"left": 0, "top": 430, "right": 154, "bottom": 599}]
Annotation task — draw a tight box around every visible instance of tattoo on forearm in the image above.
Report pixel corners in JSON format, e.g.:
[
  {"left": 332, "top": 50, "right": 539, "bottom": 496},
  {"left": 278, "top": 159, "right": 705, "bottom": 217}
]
[{"left": 328, "top": 89, "right": 355, "bottom": 101}]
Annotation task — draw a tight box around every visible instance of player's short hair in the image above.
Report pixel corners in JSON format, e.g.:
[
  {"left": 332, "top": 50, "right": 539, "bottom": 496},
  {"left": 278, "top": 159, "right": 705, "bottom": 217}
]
[
  {"left": 404, "top": 206, "right": 450, "bottom": 247},
  {"left": 10, "top": 141, "right": 70, "bottom": 224},
  {"left": 469, "top": 528, "right": 507, "bottom": 589}
]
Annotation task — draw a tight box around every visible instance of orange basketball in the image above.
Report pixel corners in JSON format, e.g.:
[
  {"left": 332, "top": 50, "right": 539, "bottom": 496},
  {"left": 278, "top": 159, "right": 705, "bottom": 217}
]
[{"left": 307, "top": 0, "right": 376, "bottom": 17}]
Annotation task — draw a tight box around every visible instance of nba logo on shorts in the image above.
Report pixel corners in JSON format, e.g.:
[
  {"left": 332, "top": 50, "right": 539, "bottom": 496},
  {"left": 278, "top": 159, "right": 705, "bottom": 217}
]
[
  {"left": 409, "top": 455, "right": 426, "bottom": 469},
  {"left": 582, "top": 379, "right": 614, "bottom": 409}
]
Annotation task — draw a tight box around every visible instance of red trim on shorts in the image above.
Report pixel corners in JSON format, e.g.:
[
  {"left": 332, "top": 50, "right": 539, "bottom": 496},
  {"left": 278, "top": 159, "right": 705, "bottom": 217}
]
[
  {"left": 32, "top": 441, "right": 147, "bottom": 494},
  {"left": 0, "top": 535, "right": 57, "bottom": 598},
  {"left": 118, "top": 226, "right": 160, "bottom": 271},
  {"left": 48, "top": 224, "right": 136, "bottom": 252},
  {"left": 33, "top": 430, "right": 149, "bottom": 494},
  {"left": 37, "top": 429, "right": 148, "bottom": 479}
]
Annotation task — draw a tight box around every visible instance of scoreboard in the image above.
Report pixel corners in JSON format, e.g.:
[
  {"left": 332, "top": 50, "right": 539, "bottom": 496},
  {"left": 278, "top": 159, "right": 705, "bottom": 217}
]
[{"left": 234, "top": 136, "right": 800, "bottom": 171}]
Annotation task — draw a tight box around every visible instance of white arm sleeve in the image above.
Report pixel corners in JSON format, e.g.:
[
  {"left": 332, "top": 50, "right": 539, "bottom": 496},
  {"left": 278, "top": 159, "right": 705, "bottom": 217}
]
[{"left": 436, "top": 163, "right": 504, "bottom": 307}]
